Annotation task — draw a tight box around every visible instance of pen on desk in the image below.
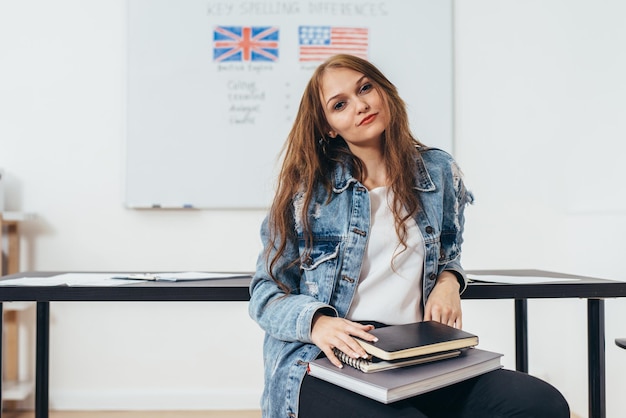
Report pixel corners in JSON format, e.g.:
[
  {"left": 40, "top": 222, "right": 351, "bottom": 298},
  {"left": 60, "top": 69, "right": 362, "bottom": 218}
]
[{"left": 111, "top": 273, "right": 157, "bottom": 281}]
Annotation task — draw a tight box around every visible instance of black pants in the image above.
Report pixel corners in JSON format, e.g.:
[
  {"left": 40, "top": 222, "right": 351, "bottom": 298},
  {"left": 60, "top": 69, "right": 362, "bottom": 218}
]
[{"left": 299, "top": 368, "right": 570, "bottom": 418}]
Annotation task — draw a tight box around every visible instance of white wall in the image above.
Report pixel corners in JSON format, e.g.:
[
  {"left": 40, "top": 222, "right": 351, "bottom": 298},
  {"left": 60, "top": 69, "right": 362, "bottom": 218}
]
[
  {"left": 1, "top": 0, "right": 625, "bottom": 416},
  {"left": 455, "top": 1, "right": 626, "bottom": 417},
  {"left": 0, "top": 0, "right": 266, "bottom": 410}
]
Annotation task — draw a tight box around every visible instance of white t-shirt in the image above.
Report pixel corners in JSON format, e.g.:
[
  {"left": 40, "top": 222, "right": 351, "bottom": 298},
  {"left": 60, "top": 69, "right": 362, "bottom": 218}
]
[{"left": 346, "top": 187, "right": 424, "bottom": 325}]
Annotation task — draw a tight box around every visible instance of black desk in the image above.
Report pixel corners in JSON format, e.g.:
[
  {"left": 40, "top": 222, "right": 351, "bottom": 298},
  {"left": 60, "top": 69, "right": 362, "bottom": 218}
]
[
  {"left": 0, "top": 272, "right": 251, "bottom": 418},
  {"left": 1, "top": 270, "right": 626, "bottom": 418},
  {"left": 465, "top": 269, "right": 626, "bottom": 418}
]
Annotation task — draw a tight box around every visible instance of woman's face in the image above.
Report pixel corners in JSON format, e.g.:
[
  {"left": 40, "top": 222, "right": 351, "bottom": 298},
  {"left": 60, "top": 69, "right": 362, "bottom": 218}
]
[{"left": 319, "top": 67, "right": 389, "bottom": 152}]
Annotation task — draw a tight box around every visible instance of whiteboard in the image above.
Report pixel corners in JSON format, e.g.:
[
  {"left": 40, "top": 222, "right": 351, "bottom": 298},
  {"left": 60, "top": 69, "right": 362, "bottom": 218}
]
[{"left": 126, "top": 0, "right": 453, "bottom": 209}]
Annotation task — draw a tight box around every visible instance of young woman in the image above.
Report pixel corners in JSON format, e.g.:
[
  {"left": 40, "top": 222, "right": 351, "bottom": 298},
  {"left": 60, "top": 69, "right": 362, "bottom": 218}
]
[{"left": 249, "top": 54, "right": 569, "bottom": 417}]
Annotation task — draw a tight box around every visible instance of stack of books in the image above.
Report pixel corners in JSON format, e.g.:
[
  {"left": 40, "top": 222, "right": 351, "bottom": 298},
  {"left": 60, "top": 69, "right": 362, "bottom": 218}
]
[{"left": 307, "top": 321, "right": 503, "bottom": 404}]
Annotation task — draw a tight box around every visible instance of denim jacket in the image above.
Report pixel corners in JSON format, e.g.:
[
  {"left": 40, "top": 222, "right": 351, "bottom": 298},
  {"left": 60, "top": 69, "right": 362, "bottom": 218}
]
[{"left": 249, "top": 147, "right": 474, "bottom": 418}]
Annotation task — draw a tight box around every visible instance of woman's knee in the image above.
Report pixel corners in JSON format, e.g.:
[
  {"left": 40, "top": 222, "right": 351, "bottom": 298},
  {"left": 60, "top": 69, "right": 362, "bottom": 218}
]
[{"left": 495, "top": 370, "right": 570, "bottom": 417}]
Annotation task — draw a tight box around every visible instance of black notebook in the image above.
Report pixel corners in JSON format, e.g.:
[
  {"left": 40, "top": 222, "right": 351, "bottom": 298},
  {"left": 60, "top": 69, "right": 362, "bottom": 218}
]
[
  {"left": 308, "top": 348, "right": 503, "bottom": 403},
  {"left": 355, "top": 321, "right": 479, "bottom": 361}
]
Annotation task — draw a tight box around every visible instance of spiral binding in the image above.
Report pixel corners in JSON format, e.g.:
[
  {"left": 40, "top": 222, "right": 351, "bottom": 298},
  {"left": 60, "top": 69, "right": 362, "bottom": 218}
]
[{"left": 332, "top": 348, "right": 372, "bottom": 372}]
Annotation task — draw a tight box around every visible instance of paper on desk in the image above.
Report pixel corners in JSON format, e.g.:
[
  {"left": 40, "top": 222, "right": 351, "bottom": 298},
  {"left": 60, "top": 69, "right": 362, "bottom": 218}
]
[
  {"left": 0, "top": 273, "right": 137, "bottom": 287},
  {"left": 153, "top": 272, "right": 249, "bottom": 281},
  {"left": 0, "top": 277, "right": 69, "bottom": 286},
  {"left": 52, "top": 273, "right": 139, "bottom": 286},
  {"left": 467, "top": 275, "right": 579, "bottom": 284},
  {"left": 0, "top": 272, "right": 250, "bottom": 286},
  {"left": 110, "top": 271, "right": 250, "bottom": 281}
]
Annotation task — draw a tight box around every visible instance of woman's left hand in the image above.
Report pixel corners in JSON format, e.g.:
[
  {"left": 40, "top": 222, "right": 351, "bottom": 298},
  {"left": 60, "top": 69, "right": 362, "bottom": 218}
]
[{"left": 424, "top": 271, "right": 462, "bottom": 328}]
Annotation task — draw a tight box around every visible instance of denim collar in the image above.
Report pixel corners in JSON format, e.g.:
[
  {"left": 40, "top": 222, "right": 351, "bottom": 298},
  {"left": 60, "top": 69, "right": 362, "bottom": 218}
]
[{"left": 330, "top": 148, "right": 436, "bottom": 193}]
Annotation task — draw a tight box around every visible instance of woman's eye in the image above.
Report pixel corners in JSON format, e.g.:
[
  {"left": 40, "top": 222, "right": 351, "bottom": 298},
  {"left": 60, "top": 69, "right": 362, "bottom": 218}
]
[
  {"left": 333, "top": 101, "right": 346, "bottom": 111},
  {"left": 360, "top": 83, "right": 373, "bottom": 94}
]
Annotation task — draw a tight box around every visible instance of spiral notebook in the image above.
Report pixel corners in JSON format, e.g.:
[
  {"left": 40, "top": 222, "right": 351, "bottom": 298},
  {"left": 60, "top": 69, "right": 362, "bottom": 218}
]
[{"left": 333, "top": 348, "right": 462, "bottom": 373}]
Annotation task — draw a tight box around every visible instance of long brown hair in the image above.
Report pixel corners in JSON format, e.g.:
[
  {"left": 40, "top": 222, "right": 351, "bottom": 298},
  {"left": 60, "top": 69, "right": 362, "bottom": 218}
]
[{"left": 266, "top": 54, "right": 425, "bottom": 291}]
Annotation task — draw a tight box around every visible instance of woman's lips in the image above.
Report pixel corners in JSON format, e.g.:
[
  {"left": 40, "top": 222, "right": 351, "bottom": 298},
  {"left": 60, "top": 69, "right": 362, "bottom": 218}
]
[{"left": 359, "top": 113, "right": 377, "bottom": 126}]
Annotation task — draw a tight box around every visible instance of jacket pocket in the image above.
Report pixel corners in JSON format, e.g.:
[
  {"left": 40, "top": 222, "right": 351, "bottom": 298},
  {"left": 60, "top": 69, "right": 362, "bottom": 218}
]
[
  {"left": 299, "top": 238, "right": 341, "bottom": 300},
  {"left": 300, "top": 239, "right": 341, "bottom": 271}
]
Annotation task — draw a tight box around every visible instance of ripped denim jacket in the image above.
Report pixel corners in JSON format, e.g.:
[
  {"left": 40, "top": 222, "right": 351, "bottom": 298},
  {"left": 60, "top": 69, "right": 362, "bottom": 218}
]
[{"left": 249, "top": 147, "right": 474, "bottom": 417}]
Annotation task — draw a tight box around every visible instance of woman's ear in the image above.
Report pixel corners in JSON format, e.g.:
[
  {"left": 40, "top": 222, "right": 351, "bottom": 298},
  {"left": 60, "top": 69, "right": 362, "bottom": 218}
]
[{"left": 328, "top": 130, "right": 337, "bottom": 138}]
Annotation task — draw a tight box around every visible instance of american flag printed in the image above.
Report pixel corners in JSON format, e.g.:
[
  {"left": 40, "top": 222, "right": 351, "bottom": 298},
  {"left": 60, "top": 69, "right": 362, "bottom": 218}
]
[
  {"left": 299, "top": 26, "right": 369, "bottom": 62},
  {"left": 213, "top": 26, "right": 279, "bottom": 62}
]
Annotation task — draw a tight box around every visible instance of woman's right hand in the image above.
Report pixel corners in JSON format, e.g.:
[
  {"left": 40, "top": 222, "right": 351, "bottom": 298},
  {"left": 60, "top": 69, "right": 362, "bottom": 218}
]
[{"left": 310, "top": 314, "right": 378, "bottom": 368}]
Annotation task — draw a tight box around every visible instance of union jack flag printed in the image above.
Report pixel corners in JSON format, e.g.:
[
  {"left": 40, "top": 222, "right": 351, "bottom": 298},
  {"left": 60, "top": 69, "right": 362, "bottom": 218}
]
[
  {"left": 213, "top": 26, "right": 279, "bottom": 62},
  {"left": 299, "top": 26, "right": 369, "bottom": 62}
]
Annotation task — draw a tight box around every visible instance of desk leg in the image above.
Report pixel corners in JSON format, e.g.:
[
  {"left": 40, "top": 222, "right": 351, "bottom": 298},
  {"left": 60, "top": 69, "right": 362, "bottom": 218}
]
[
  {"left": 36, "top": 302, "right": 49, "bottom": 418},
  {"left": 514, "top": 299, "right": 528, "bottom": 373},
  {"left": 588, "top": 299, "right": 605, "bottom": 418}
]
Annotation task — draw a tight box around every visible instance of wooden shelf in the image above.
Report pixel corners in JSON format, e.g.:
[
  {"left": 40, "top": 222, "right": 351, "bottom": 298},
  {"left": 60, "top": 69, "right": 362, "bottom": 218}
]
[
  {"left": 3, "top": 302, "right": 34, "bottom": 312},
  {"left": 2, "top": 303, "right": 36, "bottom": 407},
  {"left": 0, "top": 212, "right": 36, "bottom": 222},
  {"left": 2, "top": 213, "right": 36, "bottom": 409},
  {"left": 2, "top": 380, "right": 34, "bottom": 401}
]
